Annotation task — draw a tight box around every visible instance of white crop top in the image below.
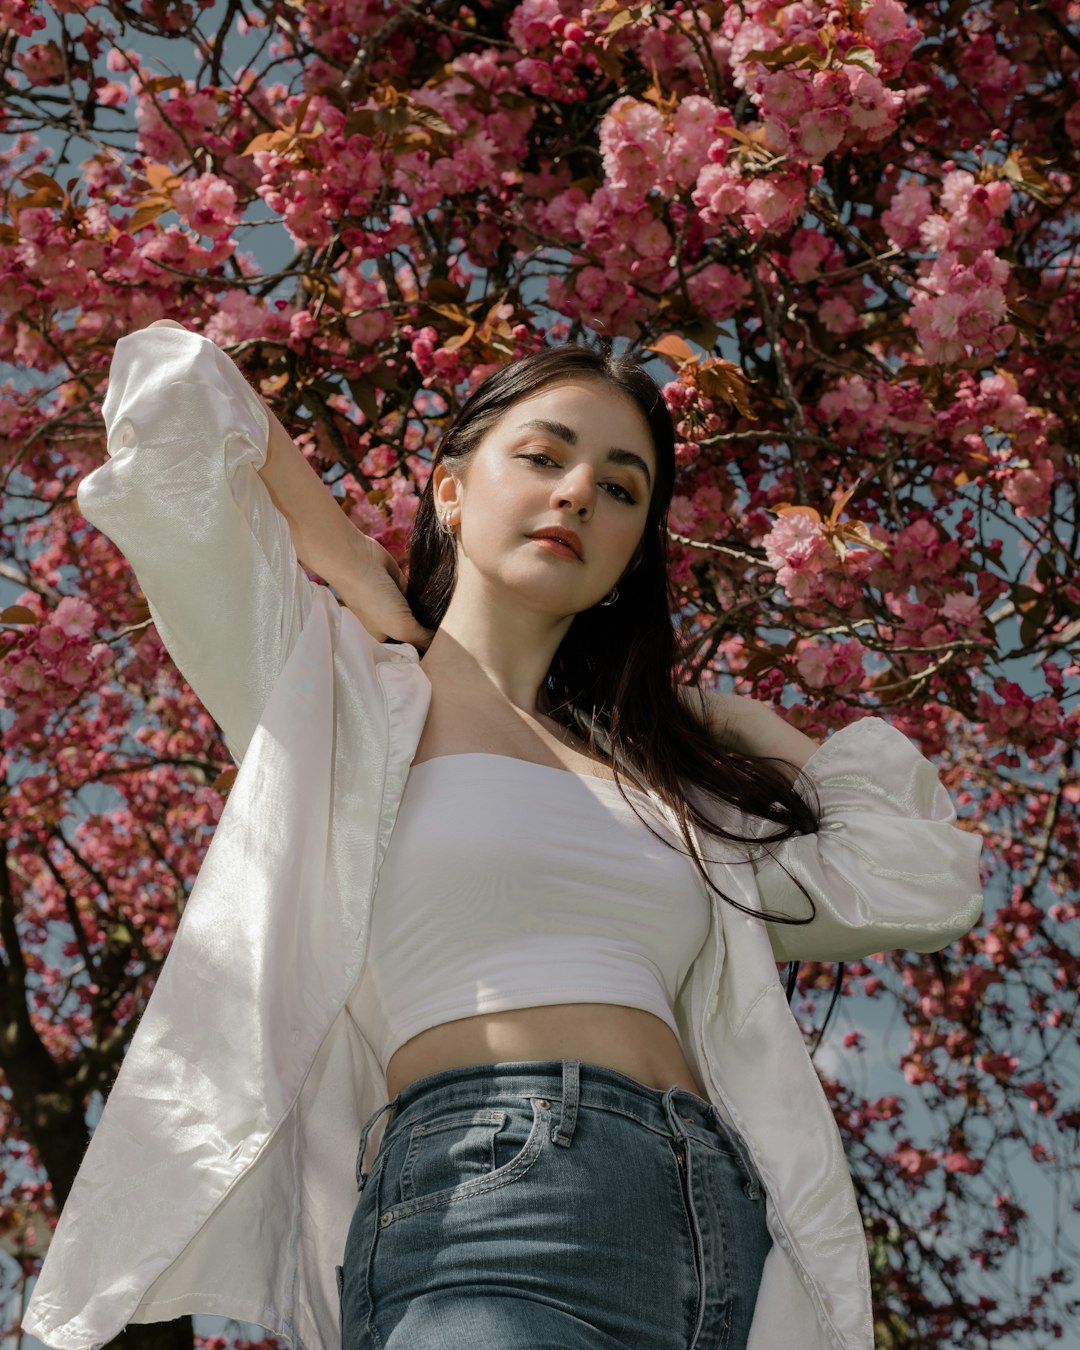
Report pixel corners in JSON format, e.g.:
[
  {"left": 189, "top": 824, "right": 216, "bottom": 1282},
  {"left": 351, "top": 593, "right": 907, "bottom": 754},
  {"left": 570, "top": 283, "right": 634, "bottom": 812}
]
[{"left": 347, "top": 754, "right": 712, "bottom": 1074}]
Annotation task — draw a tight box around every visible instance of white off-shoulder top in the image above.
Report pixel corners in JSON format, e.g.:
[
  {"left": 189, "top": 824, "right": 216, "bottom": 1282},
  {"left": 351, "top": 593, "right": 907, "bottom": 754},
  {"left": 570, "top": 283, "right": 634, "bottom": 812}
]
[{"left": 348, "top": 753, "right": 711, "bottom": 1071}]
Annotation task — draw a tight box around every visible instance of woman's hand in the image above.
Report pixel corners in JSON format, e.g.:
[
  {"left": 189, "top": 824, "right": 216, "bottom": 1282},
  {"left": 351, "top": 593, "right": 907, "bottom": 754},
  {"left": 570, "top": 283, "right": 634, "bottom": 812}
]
[{"left": 343, "top": 534, "right": 436, "bottom": 653}]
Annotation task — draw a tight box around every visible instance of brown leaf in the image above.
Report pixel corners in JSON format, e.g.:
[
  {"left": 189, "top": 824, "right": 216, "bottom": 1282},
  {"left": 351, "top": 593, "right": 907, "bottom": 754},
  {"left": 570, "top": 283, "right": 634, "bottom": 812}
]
[
  {"left": 774, "top": 503, "right": 822, "bottom": 524},
  {"left": 19, "top": 172, "right": 62, "bottom": 191},
  {"left": 841, "top": 46, "right": 878, "bottom": 74},
  {"left": 425, "top": 279, "right": 469, "bottom": 304},
  {"left": 141, "top": 74, "right": 186, "bottom": 94},
  {"left": 1, "top": 604, "right": 39, "bottom": 626},
  {"left": 12, "top": 186, "right": 62, "bottom": 213},
  {"left": 743, "top": 41, "right": 827, "bottom": 72},
  {"left": 348, "top": 378, "right": 380, "bottom": 425},
  {"left": 143, "top": 163, "right": 182, "bottom": 191},
  {"left": 243, "top": 128, "right": 297, "bottom": 156},
  {"left": 693, "top": 358, "right": 754, "bottom": 418},
  {"left": 441, "top": 325, "right": 477, "bottom": 351},
  {"left": 645, "top": 334, "right": 696, "bottom": 365},
  {"left": 128, "top": 198, "right": 170, "bottom": 232},
  {"left": 408, "top": 101, "right": 454, "bottom": 136},
  {"left": 423, "top": 301, "right": 473, "bottom": 327},
  {"left": 396, "top": 130, "right": 433, "bottom": 151}
]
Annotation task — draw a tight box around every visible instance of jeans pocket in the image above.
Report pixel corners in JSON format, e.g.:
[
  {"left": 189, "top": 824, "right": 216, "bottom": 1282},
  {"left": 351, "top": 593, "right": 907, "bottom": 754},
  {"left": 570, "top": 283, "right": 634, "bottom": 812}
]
[
  {"left": 399, "top": 1108, "right": 507, "bottom": 1201},
  {"left": 381, "top": 1098, "right": 551, "bottom": 1223}
]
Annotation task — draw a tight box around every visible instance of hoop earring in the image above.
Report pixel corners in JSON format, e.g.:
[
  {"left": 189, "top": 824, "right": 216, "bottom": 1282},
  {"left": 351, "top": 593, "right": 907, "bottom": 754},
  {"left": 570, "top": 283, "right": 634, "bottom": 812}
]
[{"left": 599, "top": 586, "right": 619, "bottom": 607}]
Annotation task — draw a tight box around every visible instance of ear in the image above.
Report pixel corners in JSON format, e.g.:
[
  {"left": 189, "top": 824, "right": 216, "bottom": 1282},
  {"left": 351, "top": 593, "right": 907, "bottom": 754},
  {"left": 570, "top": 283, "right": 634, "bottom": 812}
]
[{"left": 432, "top": 462, "right": 462, "bottom": 518}]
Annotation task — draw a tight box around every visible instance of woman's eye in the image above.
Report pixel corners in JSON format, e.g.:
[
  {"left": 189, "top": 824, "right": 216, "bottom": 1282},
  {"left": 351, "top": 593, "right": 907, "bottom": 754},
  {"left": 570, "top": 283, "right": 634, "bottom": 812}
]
[
  {"left": 605, "top": 482, "right": 636, "bottom": 503},
  {"left": 520, "top": 454, "right": 636, "bottom": 504}
]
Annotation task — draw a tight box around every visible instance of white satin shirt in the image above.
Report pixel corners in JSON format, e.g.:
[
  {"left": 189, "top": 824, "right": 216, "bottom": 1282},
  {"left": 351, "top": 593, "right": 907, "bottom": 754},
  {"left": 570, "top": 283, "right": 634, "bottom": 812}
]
[{"left": 24, "top": 328, "right": 985, "bottom": 1350}]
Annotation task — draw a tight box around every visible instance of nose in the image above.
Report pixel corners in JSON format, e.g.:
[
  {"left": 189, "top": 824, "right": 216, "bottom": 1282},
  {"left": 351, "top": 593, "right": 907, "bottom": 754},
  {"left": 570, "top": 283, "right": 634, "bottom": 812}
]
[{"left": 552, "top": 462, "right": 596, "bottom": 516}]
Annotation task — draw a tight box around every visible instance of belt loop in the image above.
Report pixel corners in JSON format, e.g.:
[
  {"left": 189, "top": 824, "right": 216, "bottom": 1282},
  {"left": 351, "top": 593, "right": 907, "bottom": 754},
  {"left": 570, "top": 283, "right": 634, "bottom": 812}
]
[
  {"left": 551, "top": 1059, "right": 580, "bottom": 1148},
  {"left": 355, "top": 1099, "right": 396, "bottom": 1192},
  {"left": 661, "top": 1084, "right": 684, "bottom": 1140}
]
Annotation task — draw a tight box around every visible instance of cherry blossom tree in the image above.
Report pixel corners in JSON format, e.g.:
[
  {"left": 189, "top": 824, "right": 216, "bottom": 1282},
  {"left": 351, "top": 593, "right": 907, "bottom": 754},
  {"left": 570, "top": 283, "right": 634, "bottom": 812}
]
[{"left": 1, "top": 1, "right": 1077, "bottom": 1346}]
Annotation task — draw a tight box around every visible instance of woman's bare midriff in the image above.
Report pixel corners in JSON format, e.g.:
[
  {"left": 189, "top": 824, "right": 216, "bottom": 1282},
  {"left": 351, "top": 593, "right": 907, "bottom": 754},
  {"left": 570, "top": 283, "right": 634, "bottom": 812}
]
[{"left": 385, "top": 1003, "right": 709, "bottom": 1101}]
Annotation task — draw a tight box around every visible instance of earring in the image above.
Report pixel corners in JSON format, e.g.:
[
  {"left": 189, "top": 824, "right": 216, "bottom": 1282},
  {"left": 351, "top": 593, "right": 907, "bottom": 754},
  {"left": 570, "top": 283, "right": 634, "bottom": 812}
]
[
  {"left": 599, "top": 586, "right": 619, "bottom": 607},
  {"left": 440, "top": 510, "right": 456, "bottom": 536}
]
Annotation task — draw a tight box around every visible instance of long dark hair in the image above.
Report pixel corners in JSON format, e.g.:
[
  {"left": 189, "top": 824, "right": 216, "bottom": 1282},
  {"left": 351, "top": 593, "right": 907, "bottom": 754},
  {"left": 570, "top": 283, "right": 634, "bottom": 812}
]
[{"left": 404, "top": 342, "right": 824, "bottom": 976}]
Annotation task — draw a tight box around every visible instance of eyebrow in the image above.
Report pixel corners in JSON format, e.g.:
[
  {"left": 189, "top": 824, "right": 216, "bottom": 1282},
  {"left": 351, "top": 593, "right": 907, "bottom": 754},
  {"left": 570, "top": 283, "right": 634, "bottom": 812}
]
[{"left": 515, "top": 418, "right": 653, "bottom": 492}]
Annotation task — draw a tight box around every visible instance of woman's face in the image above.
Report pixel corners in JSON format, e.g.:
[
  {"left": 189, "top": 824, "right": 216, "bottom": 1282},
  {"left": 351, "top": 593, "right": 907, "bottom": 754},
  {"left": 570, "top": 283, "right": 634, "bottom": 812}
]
[{"left": 435, "top": 378, "right": 657, "bottom": 616}]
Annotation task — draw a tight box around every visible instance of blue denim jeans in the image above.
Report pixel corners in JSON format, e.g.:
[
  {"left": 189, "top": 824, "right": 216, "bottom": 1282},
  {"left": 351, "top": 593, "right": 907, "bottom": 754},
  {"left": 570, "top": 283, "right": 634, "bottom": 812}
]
[{"left": 338, "top": 1059, "right": 772, "bottom": 1348}]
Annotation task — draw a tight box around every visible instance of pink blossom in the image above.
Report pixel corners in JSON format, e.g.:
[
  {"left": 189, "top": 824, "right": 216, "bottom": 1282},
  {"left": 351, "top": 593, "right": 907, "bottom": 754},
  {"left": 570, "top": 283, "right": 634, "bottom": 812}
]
[
  {"left": 742, "top": 174, "right": 805, "bottom": 234},
  {"left": 818, "top": 296, "right": 860, "bottom": 336},
  {"left": 862, "top": 0, "right": 921, "bottom": 76},
  {"left": 798, "top": 107, "right": 848, "bottom": 162},
  {"left": 797, "top": 638, "right": 866, "bottom": 693},
  {"left": 16, "top": 40, "right": 64, "bottom": 86},
  {"left": 941, "top": 592, "right": 983, "bottom": 627},
  {"left": 692, "top": 162, "right": 746, "bottom": 228},
  {"left": 599, "top": 96, "right": 670, "bottom": 205},
  {"left": 96, "top": 81, "right": 129, "bottom": 108},
  {"left": 50, "top": 596, "right": 95, "bottom": 639},
  {"left": 759, "top": 70, "right": 813, "bottom": 123},
  {"left": 172, "top": 173, "right": 240, "bottom": 240},
  {"left": 59, "top": 652, "right": 93, "bottom": 686},
  {"left": 508, "top": 0, "right": 565, "bottom": 51},
  {"left": 288, "top": 310, "right": 317, "bottom": 345},
  {"left": 667, "top": 495, "right": 697, "bottom": 536},
  {"left": 38, "top": 625, "right": 67, "bottom": 656},
  {"left": 943, "top": 1151, "right": 983, "bottom": 1175},
  {"left": 203, "top": 290, "right": 282, "bottom": 346},
  {"left": 910, "top": 250, "right": 1013, "bottom": 363},
  {"left": 863, "top": 0, "right": 912, "bottom": 45},
  {"left": 665, "top": 96, "right": 726, "bottom": 191},
  {"left": 1002, "top": 458, "right": 1054, "bottom": 518},
  {"left": 846, "top": 69, "right": 903, "bottom": 136},
  {"left": 685, "top": 263, "right": 750, "bottom": 319},
  {"left": 882, "top": 179, "right": 933, "bottom": 248},
  {"left": 796, "top": 644, "right": 830, "bottom": 688},
  {"left": 10, "top": 657, "right": 45, "bottom": 692},
  {"left": 893, "top": 1145, "right": 938, "bottom": 1177},
  {"left": 764, "top": 511, "right": 832, "bottom": 600}
]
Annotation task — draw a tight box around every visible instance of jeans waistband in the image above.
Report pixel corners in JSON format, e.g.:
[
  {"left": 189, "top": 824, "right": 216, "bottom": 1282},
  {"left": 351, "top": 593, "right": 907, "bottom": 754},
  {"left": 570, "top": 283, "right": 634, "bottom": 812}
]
[{"left": 355, "top": 1059, "right": 730, "bottom": 1193}]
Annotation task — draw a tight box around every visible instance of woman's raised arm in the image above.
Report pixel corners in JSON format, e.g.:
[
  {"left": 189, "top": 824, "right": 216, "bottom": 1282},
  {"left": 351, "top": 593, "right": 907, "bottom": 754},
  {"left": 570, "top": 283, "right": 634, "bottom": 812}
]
[
  {"left": 82, "top": 323, "right": 318, "bottom": 765},
  {"left": 250, "top": 349, "right": 433, "bottom": 654},
  {"left": 82, "top": 323, "right": 433, "bottom": 766}
]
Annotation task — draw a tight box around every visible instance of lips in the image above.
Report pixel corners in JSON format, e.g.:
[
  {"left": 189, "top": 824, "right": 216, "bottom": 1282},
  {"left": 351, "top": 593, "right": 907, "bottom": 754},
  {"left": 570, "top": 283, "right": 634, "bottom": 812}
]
[{"left": 530, "top": 527, "right": 584, "bottom": 560}]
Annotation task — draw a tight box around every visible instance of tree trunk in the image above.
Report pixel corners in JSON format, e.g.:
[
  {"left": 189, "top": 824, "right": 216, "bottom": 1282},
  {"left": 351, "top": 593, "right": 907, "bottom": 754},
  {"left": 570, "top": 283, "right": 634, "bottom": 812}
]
[{"left": 103, "top": 1318, "right": 195, "bottom": 1350}]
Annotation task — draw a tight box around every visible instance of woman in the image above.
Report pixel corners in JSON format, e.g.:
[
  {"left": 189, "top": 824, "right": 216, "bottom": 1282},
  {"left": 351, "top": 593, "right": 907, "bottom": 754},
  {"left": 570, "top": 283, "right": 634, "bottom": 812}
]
[{"left": 25, "top": 324, "right": 983, "bottom": 1350}]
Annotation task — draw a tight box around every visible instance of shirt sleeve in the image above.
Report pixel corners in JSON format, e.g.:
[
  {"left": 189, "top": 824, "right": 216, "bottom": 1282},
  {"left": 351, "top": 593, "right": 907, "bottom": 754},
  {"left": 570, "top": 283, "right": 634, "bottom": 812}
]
[
  {"left": 750, "top": 717, "right": 985, "bottom": 963},
  {"left": 80, "top": 326, "right": 320, "bottom": 767}
]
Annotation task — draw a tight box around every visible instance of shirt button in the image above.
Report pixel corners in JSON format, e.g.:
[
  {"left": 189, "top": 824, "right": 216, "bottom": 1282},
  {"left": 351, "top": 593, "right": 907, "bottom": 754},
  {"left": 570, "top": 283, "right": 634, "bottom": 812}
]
[{"left": 380, "top": 1211, "right": 394, "bottom": 1228}]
